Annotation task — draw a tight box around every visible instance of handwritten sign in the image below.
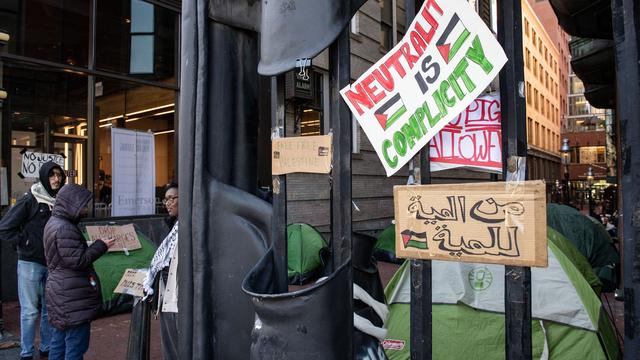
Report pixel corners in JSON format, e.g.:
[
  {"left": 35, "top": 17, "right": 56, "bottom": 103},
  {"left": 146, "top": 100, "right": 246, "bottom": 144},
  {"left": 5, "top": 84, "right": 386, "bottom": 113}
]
[
  {"left": 430, "top": 93, "right": 501, "bottom": 173},
  {"left": 114, "top": 269, "right": 147, "bottom": 297},
  {"left": 340, "top": 0, "right": 507, "bottom": 176},
  {"left": 272, "top": 135, "right": 332, "bottom": 175},
  {"left": 86, "top": 224, "right": 141, "bottom": 252},
  {"left": 394, "top": 181, "right": 547, "bottom": 267},
  {"left": 20, "top": 151, "right": 64, "bottom": 178}
]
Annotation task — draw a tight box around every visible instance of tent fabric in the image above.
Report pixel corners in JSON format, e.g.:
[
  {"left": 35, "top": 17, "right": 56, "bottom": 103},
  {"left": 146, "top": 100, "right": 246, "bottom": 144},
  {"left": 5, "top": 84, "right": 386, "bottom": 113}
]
[
  {"left": 547, "top": 226, "right": 602, "bottom": 293},
  {"left": 383, "top": 227, "right": 621, "bottom": 360},
  {"left": 547, "top": 203, "right": 619, "bottom": 291},
  {"left": 374, "top": 225, "right": 403, "bottom": 264},
  {"left": 287, "top": 223, "right": 328, "bottom": 284}
]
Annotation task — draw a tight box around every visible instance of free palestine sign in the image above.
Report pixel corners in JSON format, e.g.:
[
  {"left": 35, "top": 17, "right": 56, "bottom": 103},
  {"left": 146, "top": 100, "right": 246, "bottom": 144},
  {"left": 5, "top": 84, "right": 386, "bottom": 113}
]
[{"left": 340, "top": 0, "right": 507, "bottom": 176}]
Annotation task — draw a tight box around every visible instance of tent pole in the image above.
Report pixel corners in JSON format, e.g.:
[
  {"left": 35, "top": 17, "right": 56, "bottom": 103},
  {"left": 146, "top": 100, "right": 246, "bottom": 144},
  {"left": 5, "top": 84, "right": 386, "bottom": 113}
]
[
  {"left": 271, "top": 75, "right": 289, "bottom": 293},
  {"left": 498, "top": 0, "right": 532, "bottom": 359},
  {"left": 611, "top": 0, "right": 640, "bottom": 357}
]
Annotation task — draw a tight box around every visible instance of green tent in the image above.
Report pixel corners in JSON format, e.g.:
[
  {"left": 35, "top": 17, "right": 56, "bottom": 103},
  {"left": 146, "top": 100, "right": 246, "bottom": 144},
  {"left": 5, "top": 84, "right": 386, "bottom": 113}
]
[
  {"left": 374, "top": 225, "right": 403, "bottom": 264},
  {"left": 382, "top": 227, "right": 621, "bottom": 360},
  {"left": 547, "top": 203, "right": 619, "bottom": 291},
  {"left": 83, "top": 231, "right": 157, "bottom": 314},
  {"left": 287, "top": 223, "right": 329, "bottom": 285}
]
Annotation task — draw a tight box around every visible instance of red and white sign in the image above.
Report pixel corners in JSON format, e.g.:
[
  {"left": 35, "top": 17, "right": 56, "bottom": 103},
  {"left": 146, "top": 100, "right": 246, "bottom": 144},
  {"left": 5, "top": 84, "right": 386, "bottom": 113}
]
[{"left": 430, "top": 93, "right": 501, "bottom": 173}]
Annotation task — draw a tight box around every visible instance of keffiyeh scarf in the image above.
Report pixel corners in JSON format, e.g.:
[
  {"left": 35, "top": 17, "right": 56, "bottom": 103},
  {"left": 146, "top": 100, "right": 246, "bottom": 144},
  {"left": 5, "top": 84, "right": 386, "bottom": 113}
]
[{"left": 143, "top": 221, "right": 179, "bottom": 297}]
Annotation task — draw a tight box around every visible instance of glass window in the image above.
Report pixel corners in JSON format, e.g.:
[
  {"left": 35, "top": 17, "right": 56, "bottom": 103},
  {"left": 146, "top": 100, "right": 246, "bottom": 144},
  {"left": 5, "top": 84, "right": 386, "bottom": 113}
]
[
  {"left": 570, "top": 75, "right": 585, "bottom": 94},
  {"left": 94, "top": 77, "right": 176, "bottom": 216},
  {"left": 569, "top": 96, "right": 589, "bottom": 116},
  {"left": 0, "top": 0, "right": 89, "bottom": 66},
  {"left": 3, "top": 61, "right": 87, "bottom": 202},
  {"left": 96, "top": 0, "right": 178, "bottom": 84},
  {"left": 380, "top": 0, "right": 393, "bottom": 50}
]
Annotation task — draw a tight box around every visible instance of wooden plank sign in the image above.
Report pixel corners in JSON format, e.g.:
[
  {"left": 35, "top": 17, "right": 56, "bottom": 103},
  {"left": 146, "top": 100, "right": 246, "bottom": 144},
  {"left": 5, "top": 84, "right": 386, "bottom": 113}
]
[
  {"left": 114, "top": 268, "right": 147, "bottom": 297},
  {"left": 272, "top": 135, "right": 332, "bottom": 175},
  {"left": 394, "top": 181, "right": 547, "bottom": 267},
  {"left": 86, "top": 224, "right": 142, "bottom": 253}
]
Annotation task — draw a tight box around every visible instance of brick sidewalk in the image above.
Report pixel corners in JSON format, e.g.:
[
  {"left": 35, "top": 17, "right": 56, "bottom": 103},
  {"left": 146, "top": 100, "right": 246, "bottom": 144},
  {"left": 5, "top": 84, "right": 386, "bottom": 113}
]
[{"left": 0, "top": 302, "right": 162, "bottom": 360}]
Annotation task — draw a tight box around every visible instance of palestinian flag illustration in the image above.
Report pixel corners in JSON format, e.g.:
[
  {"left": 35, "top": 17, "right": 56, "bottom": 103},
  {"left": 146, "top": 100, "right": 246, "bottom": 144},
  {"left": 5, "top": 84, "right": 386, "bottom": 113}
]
[
  {"left": 436, "top": 13, "right": 471, "bottom": 64},
  {"left": 401, "top": 229, "right": 428, "bottom": 249},
  {"left": 374, "top": 93, "right": 407, "bottom": 130}
]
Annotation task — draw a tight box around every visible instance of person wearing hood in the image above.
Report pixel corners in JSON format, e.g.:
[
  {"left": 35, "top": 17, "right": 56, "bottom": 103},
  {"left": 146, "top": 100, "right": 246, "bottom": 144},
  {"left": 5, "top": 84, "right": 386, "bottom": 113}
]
[
  {"left": 43, "top": 184, "right": 115, "bottom": 360},
  {"left": 0, "top": 161, "right": 66, "bottom": 360}
]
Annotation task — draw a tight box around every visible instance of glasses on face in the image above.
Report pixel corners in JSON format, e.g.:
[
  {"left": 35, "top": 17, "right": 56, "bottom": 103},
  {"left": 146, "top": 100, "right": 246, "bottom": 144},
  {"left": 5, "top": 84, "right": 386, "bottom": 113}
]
[
  {"left": 163, "top": 195, "right": 179, "bottom": 205},
  {"left": 49, "top": 171, "right": 63, "bottom": 179}
]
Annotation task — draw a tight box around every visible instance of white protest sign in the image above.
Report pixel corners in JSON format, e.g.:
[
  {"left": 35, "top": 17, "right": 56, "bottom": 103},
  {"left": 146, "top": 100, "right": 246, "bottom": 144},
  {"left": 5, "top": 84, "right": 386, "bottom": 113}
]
[
  {"left": 430, "top": 93, "right": 501, "bottom": 173},
  {"left": 111, "top": 128, "right": 156, "bottom": 216},
  {"left": 340, "top": 0, "right": 507, "bottom": 176},
  {"left": 20, "top": 151, "right": 64, "bottom": 178}
]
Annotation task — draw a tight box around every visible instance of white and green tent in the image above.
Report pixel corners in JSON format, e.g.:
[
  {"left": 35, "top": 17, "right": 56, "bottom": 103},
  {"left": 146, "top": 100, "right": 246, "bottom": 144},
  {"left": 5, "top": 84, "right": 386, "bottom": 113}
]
[{"left": 382, "top": 227, "right": 621, "bottom": 360}]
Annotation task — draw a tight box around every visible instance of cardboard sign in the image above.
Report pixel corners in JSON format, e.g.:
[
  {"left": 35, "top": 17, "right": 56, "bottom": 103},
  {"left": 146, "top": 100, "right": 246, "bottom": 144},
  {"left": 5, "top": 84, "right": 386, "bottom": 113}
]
[
  {"left": 85, "top": 224, "right": 142, "bottom": 252},
  {"left": 430, "top": 93, "right": 502, "bottom": 173},
  {"left": 340, "top": 0, "right": 507, "bottom": 176},
  {"left": 114, "top": 269, "right": 147, "bottom": 297},
  {"left": 272, "top": 135, "right": 332, "bottom": 175},
  {"left": 394, "top": 181, "right": 547, "bottom": 267},
  {"left": 20, "top": 151, "right": 64, "bottom": 178}
]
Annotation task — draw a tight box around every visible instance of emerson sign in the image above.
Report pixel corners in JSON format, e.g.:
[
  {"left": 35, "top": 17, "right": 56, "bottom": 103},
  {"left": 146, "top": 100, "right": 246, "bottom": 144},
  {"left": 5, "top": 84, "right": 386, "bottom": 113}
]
[{"left": 340, "top": 0, "right": 507, "bottom": 176}]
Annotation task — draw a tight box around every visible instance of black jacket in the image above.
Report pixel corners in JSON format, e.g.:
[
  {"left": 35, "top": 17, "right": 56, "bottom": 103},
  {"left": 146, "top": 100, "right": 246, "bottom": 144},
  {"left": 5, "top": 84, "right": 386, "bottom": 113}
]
[
  {"left": 44, "top": 184, "right": 107, "bottom": 330},
  {"left": 0, "top": 161, "right": 66, "bottom": 265}
]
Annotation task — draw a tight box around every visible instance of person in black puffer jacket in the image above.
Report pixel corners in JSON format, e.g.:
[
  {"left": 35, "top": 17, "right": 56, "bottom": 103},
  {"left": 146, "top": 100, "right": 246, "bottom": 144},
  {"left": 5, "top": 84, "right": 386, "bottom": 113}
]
[
  {"left": 43, "top": 184, "right": 115, "bottom": 360},
  {"left": 0, "top": 161, "right": 66, "bottom": 360}
]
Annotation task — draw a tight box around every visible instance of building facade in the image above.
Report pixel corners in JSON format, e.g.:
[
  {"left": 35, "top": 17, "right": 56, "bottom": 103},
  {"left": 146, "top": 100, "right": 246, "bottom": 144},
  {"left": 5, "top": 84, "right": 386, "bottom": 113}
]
[{"left": 522, "top": 0, "right": 563, "bottom": 182}]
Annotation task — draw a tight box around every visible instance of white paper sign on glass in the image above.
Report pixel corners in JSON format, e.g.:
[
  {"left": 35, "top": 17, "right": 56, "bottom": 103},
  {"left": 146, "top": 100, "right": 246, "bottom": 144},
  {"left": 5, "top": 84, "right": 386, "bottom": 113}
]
[{"left": 340, "top": 0, "right": 507, "bottom": 176}]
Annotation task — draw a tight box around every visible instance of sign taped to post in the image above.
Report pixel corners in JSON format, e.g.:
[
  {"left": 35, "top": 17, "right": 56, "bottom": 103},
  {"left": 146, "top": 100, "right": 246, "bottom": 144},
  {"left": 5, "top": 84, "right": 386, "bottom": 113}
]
[
  {"left": 430, "top": 93, "right": 502, "bottom": 173},
  {"left": 272, "top": 135, "right": 332, "bottom": 175},
  {"left": 20, "top": 152, "right": 64, "bottom": 178},
  {"left": 86, "top": 224, "right": 141, "bottom": 253},
  {"left": 114, "top": 268, "right": 147, "bottom": 297},
  {"left": 394, "top": 181, "right": 547, "bottom": 267},
  {"left": 340, "top": 0, "right": 507, "bottom": 176}
]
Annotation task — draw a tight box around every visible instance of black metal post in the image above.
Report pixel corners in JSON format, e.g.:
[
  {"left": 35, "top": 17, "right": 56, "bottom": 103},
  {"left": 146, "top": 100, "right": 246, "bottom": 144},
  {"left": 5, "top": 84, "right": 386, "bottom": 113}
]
[
  {"left": 271, "top": 75, "right": 288, "bottom": 293},
  {"left": 329, "top": 25, "right": 353, "bottom": 358},
  {"left": 611, "top": 0, "right": 640, "bottom": 357},
  {"left": 408, "top": 1, "right": 432, "bottom": 359},
  {"left": 498, "top": 0, "right": 532, "bottom": 359}
]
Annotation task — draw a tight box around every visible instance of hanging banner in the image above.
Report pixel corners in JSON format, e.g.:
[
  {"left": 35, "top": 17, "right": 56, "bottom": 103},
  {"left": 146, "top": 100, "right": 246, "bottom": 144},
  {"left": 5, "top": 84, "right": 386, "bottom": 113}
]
[
  {"left": 430, "top": 93, "right": 501, "bottom": 173},
  {"left": 111, "top": 128, "right": 156, "bottom": 216},
  {"left": 394, "top": 181, "right": 547, "bottom": 267},
  {"left": 340, "top": 0, "right": 507, "bottom": 176},
  {"left": 20, "top": 151, "right": 65, "bottom": 178},
  {"left": 272, "top": 135, "right": 333, "bottom": 175}
]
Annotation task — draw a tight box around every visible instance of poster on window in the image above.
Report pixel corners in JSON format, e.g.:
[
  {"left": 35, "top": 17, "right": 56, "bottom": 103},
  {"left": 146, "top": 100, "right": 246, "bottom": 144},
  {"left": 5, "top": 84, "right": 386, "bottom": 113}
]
[
  {"left": 429, "top": 93, "right": 501, "bottom": 173},
  {"left": 340, "top": 0, "right": 507, "bottom": 176},
  {"left": 111, "top": 128, "right": 156, "bottom": 216},
  {"left": 19, "top": 151, "right": 65, "bottom": 178}
]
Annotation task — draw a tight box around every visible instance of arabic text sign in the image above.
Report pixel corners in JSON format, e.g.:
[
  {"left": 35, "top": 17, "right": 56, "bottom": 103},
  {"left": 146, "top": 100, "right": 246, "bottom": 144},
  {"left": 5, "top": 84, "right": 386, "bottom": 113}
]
[
  {"left": 272, "top": 135, "right": 332, "bottom": 175},
  {"left": 430, "top": 93, "right": 501, "bottom": 173},
  {"left": 340, "top": 0, "right": 507, "bottom": 176},
  {"left": 86, "top": 224, "right": 142, "bottom": 252},
  {"left": 114, "top": 269, "right": 147, "bottom": 297},
  {"left": 394, "top": 181, "right": 547, "bottom": 267},
  {"left": 21, "top": 152, "right": 64, "bottom": 178}
]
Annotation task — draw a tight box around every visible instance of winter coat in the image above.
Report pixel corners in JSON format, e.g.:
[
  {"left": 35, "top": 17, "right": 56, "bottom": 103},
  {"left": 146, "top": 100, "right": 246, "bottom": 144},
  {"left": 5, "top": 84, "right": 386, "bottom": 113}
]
[
  {"left": 44, "top": 184, "right": 108, "bottom": 330},
  {"left": 0, "top": 161, "right": 66, "bottom": 265}
]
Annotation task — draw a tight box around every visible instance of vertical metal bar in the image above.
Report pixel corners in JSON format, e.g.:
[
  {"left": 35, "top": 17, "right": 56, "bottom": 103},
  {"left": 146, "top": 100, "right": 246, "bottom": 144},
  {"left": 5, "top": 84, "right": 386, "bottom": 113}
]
[
  {"left": 611, "top": 0, "right": 640, "bottom": 357},
  {"left": 271, "top": 75, "right": 288, "bottom": 293},
  {"left": 497, "top": 1, "right": 532, "bottom": 359},
  {"left": 408, "top": 1, "right": 432, "bottom": 359},
  {"left": 329, "top": 26, "right": 353, "bottom": 358},
  {"left": 87, "top": 0, "right": 97, "bottom": 215}
]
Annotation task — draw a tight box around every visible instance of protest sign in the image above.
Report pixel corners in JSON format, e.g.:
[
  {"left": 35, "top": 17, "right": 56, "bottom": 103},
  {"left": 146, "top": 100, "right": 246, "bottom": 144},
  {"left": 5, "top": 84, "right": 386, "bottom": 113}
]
[
  {"left": 340, "top": 0, "right": 507, "bottom": 176},
  {"left": 86, "top": 224, "right": 142, "bottom": 252},
  {"left": 111, "top": 128, "right": 156, "bottom": 216},
  {"left": 114, "top": 268, "right": 147, "bottom": 297},
  {"left": 430, "top": 93, "right": 501, "bottom": 172},
  {"left": 20, "top": 151, "right": 64, "bottom": 178},
  {"left": 272, "top": 135, "right": 332, "bottom": 175},
  {"left": 394, "top": 181, "right": 547, "bottom": 267}
]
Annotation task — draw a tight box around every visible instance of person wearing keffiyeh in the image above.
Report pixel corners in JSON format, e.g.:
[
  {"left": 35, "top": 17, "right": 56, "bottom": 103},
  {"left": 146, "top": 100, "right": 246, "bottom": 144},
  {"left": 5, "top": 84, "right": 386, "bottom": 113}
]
[{"left": 142, "top": 183, "right": 179, "bottom": 360}]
